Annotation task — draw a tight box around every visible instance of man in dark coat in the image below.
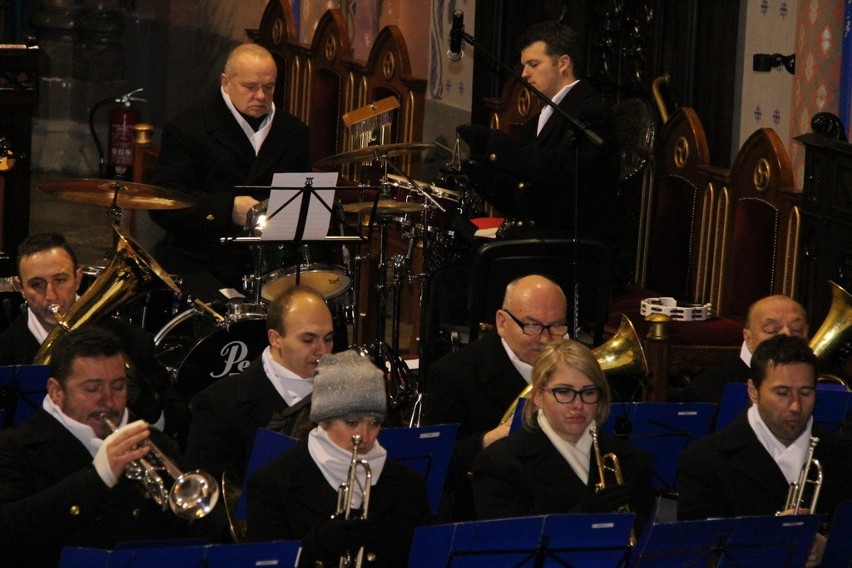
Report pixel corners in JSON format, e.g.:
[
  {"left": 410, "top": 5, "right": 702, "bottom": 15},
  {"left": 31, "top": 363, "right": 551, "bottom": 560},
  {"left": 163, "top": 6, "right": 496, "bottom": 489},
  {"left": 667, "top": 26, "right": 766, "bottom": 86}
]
[
  {"left": 0, "top": 233, "right": 188, "bottom": 443},
  {"left": 150, "top": 43, "right": 311, "bottom": 299},
  {"left": 184, "top": 286, "right": 334, "bottom": 485},
  {"left": 677, "top": 335, "right": 852, "bottom": 568},
  {"left": 457, "top": 20, "right": 619, "bottom": 244},
  {"left": 0, "top": 327, "right": 201, "bottom": 566},
  {"left": 423, "top": 275, "right": 568, "bottom": 520},
  {"left": 679, "top": 294, "right": 808, "bottom": 404}
]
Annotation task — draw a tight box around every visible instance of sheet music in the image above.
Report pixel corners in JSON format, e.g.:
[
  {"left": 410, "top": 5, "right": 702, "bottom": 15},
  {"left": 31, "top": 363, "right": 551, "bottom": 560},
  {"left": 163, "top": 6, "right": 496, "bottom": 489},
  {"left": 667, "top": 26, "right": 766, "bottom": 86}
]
[{"left": 262, "top": 172, "right": 339, "bottom": 241}]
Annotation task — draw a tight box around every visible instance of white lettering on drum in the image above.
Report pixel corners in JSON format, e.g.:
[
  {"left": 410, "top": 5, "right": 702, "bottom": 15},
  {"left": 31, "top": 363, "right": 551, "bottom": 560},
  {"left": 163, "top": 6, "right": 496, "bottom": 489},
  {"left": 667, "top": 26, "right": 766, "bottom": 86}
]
[{"left": 210, "top": 341, "right": 251, "bottom": 378}]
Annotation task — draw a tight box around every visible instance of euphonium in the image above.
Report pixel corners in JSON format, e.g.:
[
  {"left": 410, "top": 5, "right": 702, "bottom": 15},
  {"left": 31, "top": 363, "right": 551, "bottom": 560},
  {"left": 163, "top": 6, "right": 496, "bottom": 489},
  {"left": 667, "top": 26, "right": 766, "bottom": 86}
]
[
  {"left": 779, "top": 436, "right": 823, "bottom": 515},
  {"left": 100, "top": 412, "right": 220, "bottom": 519},
  {"left": 590, "top": 426, "right": 636, "bottom": 547},
  {"left": 33, "top": 226, "right": 182, "bottom": 365},
  {"left": 500, "top": 315, "right": 647, "bottom": 424},
  {"left": 809, "top": 281, "right": 852, "bottom": 366},
  {"left": 335, "top": 434, "right": 372, "bottom": 568}
]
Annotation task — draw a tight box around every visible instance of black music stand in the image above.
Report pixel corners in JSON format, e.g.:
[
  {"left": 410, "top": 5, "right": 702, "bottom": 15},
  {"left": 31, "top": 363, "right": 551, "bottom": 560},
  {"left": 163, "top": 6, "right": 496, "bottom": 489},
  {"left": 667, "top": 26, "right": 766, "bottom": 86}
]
[
  {"left": 409, "top": 513, "right": 634, "bottom": 567},
  {"left": 378, "top": 423, "right": 459, "bottom": 516},
  {"left": 0, "top": 364, "right": 50, "bottom": 427},
  {"left": 603, "top": 402, "right": 717, "bottom": 493},
  {"left": 633, "top": 514, "right": 822, "bottom": 567}
]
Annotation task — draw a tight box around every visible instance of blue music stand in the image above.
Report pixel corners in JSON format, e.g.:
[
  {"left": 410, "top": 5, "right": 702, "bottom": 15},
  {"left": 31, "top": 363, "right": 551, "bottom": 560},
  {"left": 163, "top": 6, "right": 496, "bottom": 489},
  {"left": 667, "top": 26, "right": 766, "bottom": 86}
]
[
  {"left": 235, "top": 428, "right": 298, "bottom": 521},
  {"left": 508, "top": 397, "right": 528, "bottom": 434},
  {"left": 716, "top": 383, "right": 750, "bottom": 430},
  {"left": 821, "top": 500, "right": 852, "bottom": 567},
  {"left": 203, "top": 540, "right": 300, "bottom": 567},
  {"left": 603, "top": 402, "right": 716, "bottom": 492},
  {"left": 409, "top": 513, "right": 633, "bottom": 568},
  {"left": 0, "top": 364, "right": 50, "bottom": 427},
  {"left": 813, "top": 388, "right": 851, "bottom": 433},
  {"left": 379, "top": 423, "right": 459, "bottom": 516},
  {"left": 59, "top": 547, "right": 110, "bottom": 568}
]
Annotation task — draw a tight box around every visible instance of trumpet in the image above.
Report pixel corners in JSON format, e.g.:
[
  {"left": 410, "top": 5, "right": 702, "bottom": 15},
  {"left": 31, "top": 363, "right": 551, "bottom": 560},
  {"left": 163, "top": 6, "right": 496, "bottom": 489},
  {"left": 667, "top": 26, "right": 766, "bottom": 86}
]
[
  {"left": 779, "top": 436, "right": 823, "bottom": 515},
  {"left": 335, "top": 434, "right": 372, "bottom": 568},
  {"left": 590, "top": 426, "right": 636, "bottom": 547},
  {"left": 100, "top": 412, "right": 220, "bottom": 520}
]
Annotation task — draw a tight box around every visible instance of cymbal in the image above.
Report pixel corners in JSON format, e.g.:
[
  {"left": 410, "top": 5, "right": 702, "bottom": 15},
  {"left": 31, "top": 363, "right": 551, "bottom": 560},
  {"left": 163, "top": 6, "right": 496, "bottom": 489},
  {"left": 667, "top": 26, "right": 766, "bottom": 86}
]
[
  {"left": 38, "top": 178, "right": 196, "bottom": 210},
  {"left": 315, "top": 142, "right": 436, "bottom": 168},
  {"left": 342, "top": 199, "right": 423, "bottom": 215}
]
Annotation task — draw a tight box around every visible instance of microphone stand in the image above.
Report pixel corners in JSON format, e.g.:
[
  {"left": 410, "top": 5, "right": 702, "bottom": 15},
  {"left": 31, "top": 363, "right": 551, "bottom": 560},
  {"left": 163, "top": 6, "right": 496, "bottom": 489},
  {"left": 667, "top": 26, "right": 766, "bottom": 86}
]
[{"left": 454, "top": 29, "right": 606, "bottom": 339}]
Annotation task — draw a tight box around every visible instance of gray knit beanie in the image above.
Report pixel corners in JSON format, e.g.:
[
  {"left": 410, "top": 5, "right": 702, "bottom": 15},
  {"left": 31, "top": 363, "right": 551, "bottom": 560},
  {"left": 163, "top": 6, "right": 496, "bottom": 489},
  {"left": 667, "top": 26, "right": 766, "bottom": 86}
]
[{"left": 310, "top": 349, "right": 387, "bottom": 423}]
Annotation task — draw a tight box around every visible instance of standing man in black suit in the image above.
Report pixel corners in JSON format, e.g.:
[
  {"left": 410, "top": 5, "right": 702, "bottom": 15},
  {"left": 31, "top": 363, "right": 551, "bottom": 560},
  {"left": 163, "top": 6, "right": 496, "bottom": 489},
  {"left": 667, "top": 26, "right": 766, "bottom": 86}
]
[
  {"left": 184, "top": 286, "right": 334, "bottom": 485},
  {"left": 677, "top": 335, "right": 852, "bottom": 568},
  {"left": 423, "top": 274, "right": 568, "bottom": 520},
  {"left": 0, "top": 233, "right": 188, "bottom": 442},
  {"left": 457, "top": 20, "right": 619, "bottom": 243},
  {"left": 0, "top": 327, "right": 198, "bottom": 566},
  {"left": 679, "top": 295, "right": 809, "bottom": 404},
  {"left": 150, "top": 43, "right": 312, "bottom": 299}
]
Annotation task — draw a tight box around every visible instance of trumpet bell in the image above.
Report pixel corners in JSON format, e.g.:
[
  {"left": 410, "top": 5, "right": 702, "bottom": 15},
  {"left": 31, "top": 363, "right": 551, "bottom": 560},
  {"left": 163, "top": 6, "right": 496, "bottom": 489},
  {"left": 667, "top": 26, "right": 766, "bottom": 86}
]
[{"left": 170, "top": 470, "right": 221, "bottom": 520}]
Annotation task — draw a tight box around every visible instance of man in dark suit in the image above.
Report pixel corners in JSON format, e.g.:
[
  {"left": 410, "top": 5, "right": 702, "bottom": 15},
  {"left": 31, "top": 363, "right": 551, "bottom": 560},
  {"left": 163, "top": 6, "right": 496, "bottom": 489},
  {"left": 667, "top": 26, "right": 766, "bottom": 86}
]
[
  {"left": 184, "top": 286, "right": 334, "bottom": 485},
  {"left": 677, "top": 335, "right": 852, "bottom": 568},
  {"left": 679, "top": 294, "right": 809, "bottom": 404},
  {"left": 0, "top": 233, "right": 188, "bottom": 442},
  {"left": 150, "top": 43, "right": 312, "bottom": 299},
  {"left": 0, "top": 327, "right": 198, "bottom": 566},
  {"left": 423, "top": 274, "right": 568, "bottom": 520},
  {"left": 457, "top": 20, "right": 619, "bottom": 243}
]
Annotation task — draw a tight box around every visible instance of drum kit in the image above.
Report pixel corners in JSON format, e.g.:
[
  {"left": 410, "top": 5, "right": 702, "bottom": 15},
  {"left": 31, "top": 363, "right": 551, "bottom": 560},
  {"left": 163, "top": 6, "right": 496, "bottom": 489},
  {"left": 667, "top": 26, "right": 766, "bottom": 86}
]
[{"left": 37, "top": 142, "right": 472, "bottom": 419}]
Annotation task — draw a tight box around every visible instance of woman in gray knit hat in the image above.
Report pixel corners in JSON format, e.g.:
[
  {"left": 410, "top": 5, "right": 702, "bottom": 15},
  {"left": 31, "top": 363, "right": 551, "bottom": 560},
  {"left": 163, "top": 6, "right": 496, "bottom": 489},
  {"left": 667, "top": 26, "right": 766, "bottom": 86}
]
[{"left": 246, "top": 349, "right": 430, "bottom": 567}]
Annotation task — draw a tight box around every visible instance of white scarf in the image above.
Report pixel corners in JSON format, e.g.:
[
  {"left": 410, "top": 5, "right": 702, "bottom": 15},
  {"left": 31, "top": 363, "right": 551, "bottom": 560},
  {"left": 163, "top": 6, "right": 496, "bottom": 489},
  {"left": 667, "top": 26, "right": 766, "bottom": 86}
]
[
  {"left": 221, "top": 86, "right": 275, "bottom": 155},
  {"left": 42, "top": 394, "right": 128, "bottom": 457},
  {"left": 747, "top": 404, "right": 813, "bottom": 484},
  {"left": 536, "top": 80, "right": 578, "bottom": 135},
  {"left": 27, "top": 306, "right": 52, "bottom": 345},
  {"left": 537, "top": 411, "right": 593, "bottom": 484},
  {"left": 501, "top": 338, "right": 533, "bottom": 385},
  {"left": 307, "top": 426, "right": 387, "bottom": 508},
  {"left": 261, "top": 346, "right": 314, "bottom": 406}
]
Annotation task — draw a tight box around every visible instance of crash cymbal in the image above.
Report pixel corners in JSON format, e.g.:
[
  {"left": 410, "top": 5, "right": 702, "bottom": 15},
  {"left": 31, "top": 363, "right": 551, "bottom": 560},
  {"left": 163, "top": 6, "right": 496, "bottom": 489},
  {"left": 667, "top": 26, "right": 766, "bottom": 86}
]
[
  {"left": 315, "top": 142, "right": 436, "bottom": 168},
  {"left": 342, "top": 199, "right": 423, "bottom": 215},
  {"left": 38, "top": 178, "right": 196, "bottom": 210}
]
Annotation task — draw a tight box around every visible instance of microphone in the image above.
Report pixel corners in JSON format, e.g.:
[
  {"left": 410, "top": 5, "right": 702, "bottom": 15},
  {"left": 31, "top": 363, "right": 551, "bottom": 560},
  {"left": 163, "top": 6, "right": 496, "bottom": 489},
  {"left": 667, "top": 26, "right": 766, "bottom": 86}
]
[{"left": 447, "top": 10, "right": 464, "bottom": 62}]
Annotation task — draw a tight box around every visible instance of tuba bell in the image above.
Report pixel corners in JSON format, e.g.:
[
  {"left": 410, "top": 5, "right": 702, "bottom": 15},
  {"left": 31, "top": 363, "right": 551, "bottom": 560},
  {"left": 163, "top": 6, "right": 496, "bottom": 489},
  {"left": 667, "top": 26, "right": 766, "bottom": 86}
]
[
  {"left": 33, "top": 226, "right": 182, "bottom": 365},
  {"left": 809, "top": 281, "right": 852, "bottom": 366},
  {"left": 500, "top": 315, "right": 647, "bottom": 424}
]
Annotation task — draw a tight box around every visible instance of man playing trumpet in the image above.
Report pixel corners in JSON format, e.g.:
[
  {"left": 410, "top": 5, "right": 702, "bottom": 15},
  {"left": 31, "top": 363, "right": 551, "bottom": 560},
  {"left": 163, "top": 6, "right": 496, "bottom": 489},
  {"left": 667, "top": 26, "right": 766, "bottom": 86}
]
[
  {"left": 0, "top": 327, "right": 200, "bottom": 566},
  {"left": 678, "top": 335, "right": 852, "bottom": 567}
]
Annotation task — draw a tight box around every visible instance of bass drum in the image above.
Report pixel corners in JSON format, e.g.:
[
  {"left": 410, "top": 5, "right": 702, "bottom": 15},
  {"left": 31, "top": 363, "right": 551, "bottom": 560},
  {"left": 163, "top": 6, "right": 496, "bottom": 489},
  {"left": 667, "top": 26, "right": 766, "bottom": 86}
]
[{"left": 154, "top": 308, "right": 268, "bottom": 401}]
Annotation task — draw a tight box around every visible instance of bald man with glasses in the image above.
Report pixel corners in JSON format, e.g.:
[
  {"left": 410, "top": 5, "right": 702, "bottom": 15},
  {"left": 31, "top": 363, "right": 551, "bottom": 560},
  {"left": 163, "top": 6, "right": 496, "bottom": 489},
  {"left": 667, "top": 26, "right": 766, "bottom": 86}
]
[{"left": 423, "top": 274, "right": 568, "bottom": 520}]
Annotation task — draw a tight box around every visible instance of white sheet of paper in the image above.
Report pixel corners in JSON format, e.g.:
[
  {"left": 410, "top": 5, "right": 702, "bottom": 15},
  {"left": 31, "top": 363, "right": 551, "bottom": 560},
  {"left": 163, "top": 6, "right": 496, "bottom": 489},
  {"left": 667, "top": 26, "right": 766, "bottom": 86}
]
[{"left": 261, "top": 172, "right": 339, "bottom": 241}]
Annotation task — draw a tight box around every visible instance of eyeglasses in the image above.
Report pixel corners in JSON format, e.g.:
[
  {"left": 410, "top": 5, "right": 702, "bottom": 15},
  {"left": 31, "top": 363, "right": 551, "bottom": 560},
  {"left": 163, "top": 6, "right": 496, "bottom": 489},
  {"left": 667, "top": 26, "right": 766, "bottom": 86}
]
[
  {"left": 502, "top": 309, "right": 569, "bottom": 336},
  {"left": 539, "top": 386, "right": 603, "bottom": 404}
]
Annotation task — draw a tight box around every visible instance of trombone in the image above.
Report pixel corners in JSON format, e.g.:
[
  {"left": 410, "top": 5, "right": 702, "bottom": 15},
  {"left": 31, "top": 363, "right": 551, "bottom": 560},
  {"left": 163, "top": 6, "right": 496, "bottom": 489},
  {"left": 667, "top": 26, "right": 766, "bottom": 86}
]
[
  {"left": 779, "top": 436, "right": 823, "bottom": 515},
  {"left": 590, "top": 426, "right": 636, "bottom": 547},
  {"left": 335, "top": 434, "right": 372, "bottom": 568},
  {"left": 100, "top": 412, "right": 220, "bottom": 519}
]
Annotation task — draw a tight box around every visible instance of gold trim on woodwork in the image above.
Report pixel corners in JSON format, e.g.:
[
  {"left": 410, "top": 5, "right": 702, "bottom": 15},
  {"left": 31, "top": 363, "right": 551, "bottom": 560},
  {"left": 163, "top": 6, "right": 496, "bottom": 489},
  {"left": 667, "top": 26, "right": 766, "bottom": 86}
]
[
  {"left": 272, "top": 18, "right": 284, "bottom": 46},
  {"left": 674, "top": 136, "right": 690, "bottom": 169},
  {"left": 383, "top": 52, "right": 396, "bottom": 80},
  {"left": 325, "top": 36, "right": 338, "bottom": 62},
  {"left": 518, "top": 89, "right": 531, "bottom": 118},
  {"left": 753, "top": 158, "right": 771, "bottom": 192}
]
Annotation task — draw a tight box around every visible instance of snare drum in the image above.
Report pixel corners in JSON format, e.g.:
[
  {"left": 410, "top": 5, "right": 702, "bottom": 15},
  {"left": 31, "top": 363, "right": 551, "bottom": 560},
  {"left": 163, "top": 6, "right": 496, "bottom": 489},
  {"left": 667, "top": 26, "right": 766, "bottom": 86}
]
[
  {"left": 385, "top": 174, "right": 461, "bottom": 234},
  {"left": 246, "top": 200, "right": 352, "bottom": 302},
  {"left": 154, "top": 307, "right": 268, "bottom": 401}
]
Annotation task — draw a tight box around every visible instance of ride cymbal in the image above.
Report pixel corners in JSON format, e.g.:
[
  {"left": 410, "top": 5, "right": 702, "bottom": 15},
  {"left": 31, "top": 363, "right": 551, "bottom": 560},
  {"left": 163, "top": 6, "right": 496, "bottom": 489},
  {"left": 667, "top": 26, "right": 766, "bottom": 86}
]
[
  {"left": 315, "top": 142, "right": 436, "bottom": 168},
  {"left": 39, "top": 178, "right": 196, "bottom": 210}
]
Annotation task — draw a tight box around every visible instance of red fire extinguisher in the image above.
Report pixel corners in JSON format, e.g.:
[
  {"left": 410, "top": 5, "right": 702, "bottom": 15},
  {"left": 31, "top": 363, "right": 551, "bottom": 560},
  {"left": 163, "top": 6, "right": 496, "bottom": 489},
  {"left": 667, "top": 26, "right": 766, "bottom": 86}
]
[{"left": 89, "top": 87, "right": 147, "bottom": 178}]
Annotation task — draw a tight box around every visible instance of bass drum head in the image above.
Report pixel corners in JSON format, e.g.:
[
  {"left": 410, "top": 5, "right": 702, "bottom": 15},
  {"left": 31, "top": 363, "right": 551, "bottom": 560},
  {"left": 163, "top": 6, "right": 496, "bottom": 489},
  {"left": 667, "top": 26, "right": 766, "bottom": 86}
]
[{"left": 155, "top": 309, "right": 268, "bottom": 401}]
